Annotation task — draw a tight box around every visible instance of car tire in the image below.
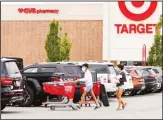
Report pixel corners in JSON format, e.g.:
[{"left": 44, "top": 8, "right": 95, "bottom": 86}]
[
  {"left": 100, "top": 84, "right": 109, "bottom": 107},
  {"left": 21, "top": 86, "right": 35, "bottom": 107},
  {"left": 1, "top": 104, "right": 6, "bottom": 110},
  {"left": 157, "top": 87, "right": 163, "bottom": 93},
  {"left": 152, "top": 79, "right": 162, "bottom": 93}
]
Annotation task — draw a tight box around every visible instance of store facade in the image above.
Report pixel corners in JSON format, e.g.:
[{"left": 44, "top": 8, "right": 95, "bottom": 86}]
[
  {"left": 1, "top": 2, "right": 103, "bottom": 65},
  {"left": 1, "top": 2, "right": 162, "bottom": 65},
  {"left": 103, "top": 1, "right": 162, "bottom": 65}
]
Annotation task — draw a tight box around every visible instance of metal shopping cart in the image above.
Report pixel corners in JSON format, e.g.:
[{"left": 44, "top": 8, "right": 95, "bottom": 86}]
[
  {"left": 42, "top": 73, "right": 67, "bottom": 107},
  {"left": 43, "top": 81, "right": 80, "bottom": 110}
]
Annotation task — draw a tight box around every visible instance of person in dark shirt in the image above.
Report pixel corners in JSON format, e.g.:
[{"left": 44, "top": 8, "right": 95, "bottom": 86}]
[{"left": 116, "top": 64, "right": 127, "bottom": 111}]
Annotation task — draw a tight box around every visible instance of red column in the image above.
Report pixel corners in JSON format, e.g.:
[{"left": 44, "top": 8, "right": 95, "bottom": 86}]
[{"left": 142, "top": 44, "right": 146, "bottom": 66}]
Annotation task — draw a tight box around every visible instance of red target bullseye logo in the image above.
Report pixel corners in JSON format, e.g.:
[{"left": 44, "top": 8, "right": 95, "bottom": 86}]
[{"left": 118, "top": 1, "right": 158, "bottom": 21}]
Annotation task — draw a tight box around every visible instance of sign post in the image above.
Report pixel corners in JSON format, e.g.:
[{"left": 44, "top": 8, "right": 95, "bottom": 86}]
[{"left": 142, "top": 44, "right": 147, "bottom": 66}]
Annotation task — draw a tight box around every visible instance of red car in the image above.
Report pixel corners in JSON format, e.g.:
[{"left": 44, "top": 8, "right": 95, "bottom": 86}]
[{"left": 125, "top": 67, "right": 145, "bottom": 95}]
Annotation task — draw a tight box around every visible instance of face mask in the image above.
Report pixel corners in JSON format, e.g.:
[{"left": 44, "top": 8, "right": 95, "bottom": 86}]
[
  {"left": 118, "top": 68, "right": 122, "bottom": 72},
  {"left": 82, "top": 67, "right": 86, "bottom": 72},
  {"left": 117, "top": 68, "right": 121, "bottom": 72}
]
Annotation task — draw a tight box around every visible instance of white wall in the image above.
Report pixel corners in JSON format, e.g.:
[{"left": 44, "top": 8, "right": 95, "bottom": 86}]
[
  {"left": 1, "top": 2, "right": 103, "bottom": 20},
  {"left": 103, "top": 2, "right": 162, "bottom": 61}
]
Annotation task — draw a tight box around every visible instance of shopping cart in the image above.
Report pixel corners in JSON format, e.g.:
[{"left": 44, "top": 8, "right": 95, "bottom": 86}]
[
  {"left": 43, "top": 81, "right": 80, "bottom": 110},
  {"left": 42, "top": 73, "right": 67, "bottom": 107}
]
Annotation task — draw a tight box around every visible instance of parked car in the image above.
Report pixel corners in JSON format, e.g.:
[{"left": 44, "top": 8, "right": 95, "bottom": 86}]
[
  {"left": 1, "top": 58, "right": 23, "bottom": 110},
  {"left": 125, "top": 66, "right": 158, "bottom": 94},
  {"left": 150, "top": 66, "right": 162, "bottom": 91},
  {"left": 138, "top": 66, "right": 162, "bottom": 93},
  {"left": 125, "top": 67, "right": 146, "bottom": 95},
  {"left": 22, "top": 62, "right": 82, "bottom": 107},
  {"left": 114, "top": 68, "right": 134, "bottom": 96}
]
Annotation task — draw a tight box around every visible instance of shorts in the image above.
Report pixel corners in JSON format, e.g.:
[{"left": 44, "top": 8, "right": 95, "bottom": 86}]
[
  {"left": 116, "top": 85, "right": 125, "bottom": 90},
  {"left": 85, "top": 85, "right": 93, "bottom": 92}
]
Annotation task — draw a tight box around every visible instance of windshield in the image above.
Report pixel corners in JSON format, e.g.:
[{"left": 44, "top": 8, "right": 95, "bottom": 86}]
[{"left": 5, "top": 61, "right": 20, "bottom": 74}]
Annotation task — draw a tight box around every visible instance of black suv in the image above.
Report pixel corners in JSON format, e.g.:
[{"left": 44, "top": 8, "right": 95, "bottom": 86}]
[
  {"left": 22, "top": 62, "right": 82, "bottom": 107},
  {"left": 1, "top": 58, "right": 23, "bottom": 110}
]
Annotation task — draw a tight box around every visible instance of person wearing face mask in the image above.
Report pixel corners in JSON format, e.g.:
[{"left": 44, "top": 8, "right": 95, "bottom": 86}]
[
  {"left": 115, "top": 64, "right": 127, "bottom": 111},
  {"left": 74, "top": 63, "right": 100, "bottom": 110}
]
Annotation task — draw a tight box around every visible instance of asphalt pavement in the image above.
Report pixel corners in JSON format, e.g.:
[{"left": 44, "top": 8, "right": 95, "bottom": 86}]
[{"left": 1, "top": 92, "right": 162, "bottom": 119}]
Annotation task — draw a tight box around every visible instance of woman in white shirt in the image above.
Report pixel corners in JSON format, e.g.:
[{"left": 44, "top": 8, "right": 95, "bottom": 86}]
[{"left": 74, "top": 63, "right": 100, "bottom": 110}]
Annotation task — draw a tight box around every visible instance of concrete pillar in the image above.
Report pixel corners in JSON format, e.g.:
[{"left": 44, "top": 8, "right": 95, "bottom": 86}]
[{"left": 102, "top": 2, "right": 111, "bottom": 61}]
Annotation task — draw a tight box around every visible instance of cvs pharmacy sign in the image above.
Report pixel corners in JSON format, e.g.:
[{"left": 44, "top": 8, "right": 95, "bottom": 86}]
[{"left": 115, "top": 1, "right": 158, "bottom": 34}]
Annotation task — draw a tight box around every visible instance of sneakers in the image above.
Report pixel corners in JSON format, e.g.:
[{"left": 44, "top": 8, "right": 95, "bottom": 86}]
[
  {"left": 94, "top": 105, "right": 100, "bottom": 110},
  {"left": 77, "top": 105, "right": 81, "bottom": 109}
]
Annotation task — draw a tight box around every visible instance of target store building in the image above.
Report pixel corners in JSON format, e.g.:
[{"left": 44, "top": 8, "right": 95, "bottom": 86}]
[{"left": 1, "top": 2, "right": 162, "bottom": 65}]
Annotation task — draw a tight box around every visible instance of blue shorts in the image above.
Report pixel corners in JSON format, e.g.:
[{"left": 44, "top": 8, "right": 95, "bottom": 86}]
[
  {"left": 85, "top": 86, "right": 93, "bottom": 92},
  {"left": 116, "top": 85, "right": 125, "bottom": 90}
]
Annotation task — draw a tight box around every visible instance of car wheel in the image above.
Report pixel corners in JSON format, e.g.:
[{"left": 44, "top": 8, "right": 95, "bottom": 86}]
[
  {"left": 153, "top": 79, "right": 162, "bottom": 93},
  {"left": 21, "top": 86, "right": 35, "bottom": 107},
  {"left": 100, "top": 84, "right": 109, "bottom": 107},
  {"left": 123, "top": 89, "right": 134, "bottom": 96},
  {"left": 1, "top": 104, "right": 6, "bottom": 110}
]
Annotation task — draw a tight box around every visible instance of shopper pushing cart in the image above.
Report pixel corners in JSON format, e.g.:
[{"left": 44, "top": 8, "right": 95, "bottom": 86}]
[{"left": 74, "top": 63, "right": 100, "bottom": 110}]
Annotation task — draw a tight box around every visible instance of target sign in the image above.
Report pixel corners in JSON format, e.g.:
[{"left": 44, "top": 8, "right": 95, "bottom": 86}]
[
  {"left": 115, "top": 1, "right": 158, "bottom": 34},
  {"left": 118, "top": 1, "right": 158, "bottom": 21}
]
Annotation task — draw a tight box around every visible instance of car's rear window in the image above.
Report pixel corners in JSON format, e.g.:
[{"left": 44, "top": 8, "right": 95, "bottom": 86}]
[
  {"left": 125, "top": 69, "right": 132, "bottom": 73},
  {"left": 63, "top": 66, "right": 81, "bottom": 74},
  {"left": 88, "top": 64, "right": 109, "bottom": 73},
  {"left": 40, "top": 67, "right": 58, "bottom": 73},
  {"left": 137, "top": 69, "right": 151, "bottom": 77},
  {"left": 152, "top": 69, "right": 159, "bottom": 74},
  {"left": 5, "top": 61, "right": 20, "bottom": 74},
  {"left": 24, "top": 67, "right": 38, "bottom": 73},
  {"left": 147, "top": 68, "right": 156, "bottom": 75}
]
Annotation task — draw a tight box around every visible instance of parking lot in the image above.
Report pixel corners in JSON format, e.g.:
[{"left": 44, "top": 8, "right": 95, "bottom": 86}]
[{"left": 1, "top": 92, "right": 162, "bottom": 119}]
